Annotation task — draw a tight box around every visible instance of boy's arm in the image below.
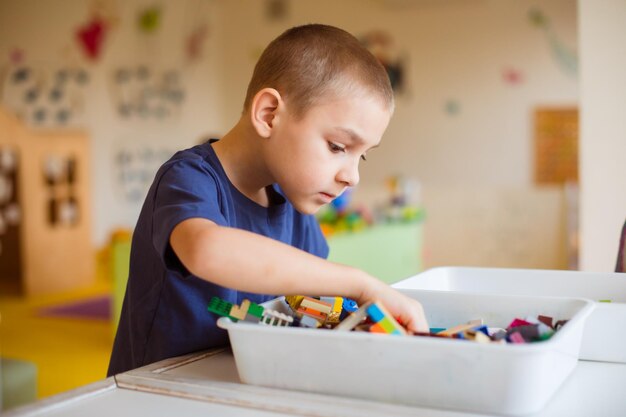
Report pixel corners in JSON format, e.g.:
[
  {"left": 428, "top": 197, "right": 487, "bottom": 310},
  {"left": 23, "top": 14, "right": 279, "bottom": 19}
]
[{"left": 170, "top": 217, "right": 429, "bottom": 332}]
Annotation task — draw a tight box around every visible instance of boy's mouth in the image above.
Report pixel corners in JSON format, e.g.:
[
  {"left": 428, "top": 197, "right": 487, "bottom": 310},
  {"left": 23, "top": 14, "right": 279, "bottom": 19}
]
[{"left": 319, "top": 192, "right": 336, "bottom": 203}]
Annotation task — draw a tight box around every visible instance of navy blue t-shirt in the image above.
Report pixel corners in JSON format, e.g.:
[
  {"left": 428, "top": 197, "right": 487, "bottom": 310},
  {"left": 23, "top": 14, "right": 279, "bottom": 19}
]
[{"left": 107, "top": 140, "right": 328, "bottom": 375}]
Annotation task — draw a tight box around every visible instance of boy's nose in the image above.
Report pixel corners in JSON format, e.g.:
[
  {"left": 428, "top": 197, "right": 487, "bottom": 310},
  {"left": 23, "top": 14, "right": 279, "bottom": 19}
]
[{"left": 336, "top": 161, "right": 360, "bottom": 187}]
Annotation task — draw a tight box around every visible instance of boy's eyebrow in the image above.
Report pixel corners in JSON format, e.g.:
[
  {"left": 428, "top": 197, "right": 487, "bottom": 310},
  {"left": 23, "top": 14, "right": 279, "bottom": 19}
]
[{"left": 334, "top": 127, "right": 380, "bottom": 149}]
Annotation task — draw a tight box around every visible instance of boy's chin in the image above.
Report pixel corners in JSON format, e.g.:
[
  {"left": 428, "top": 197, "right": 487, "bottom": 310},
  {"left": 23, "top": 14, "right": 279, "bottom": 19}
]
[{"left": 291, "top": 200, "right": 324, "bottom": 216}]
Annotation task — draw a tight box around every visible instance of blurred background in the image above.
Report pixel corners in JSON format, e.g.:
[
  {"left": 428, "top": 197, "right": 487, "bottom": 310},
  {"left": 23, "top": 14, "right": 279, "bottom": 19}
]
[{"left": 0, "top": 0, "right": 624, "bottom": 411}]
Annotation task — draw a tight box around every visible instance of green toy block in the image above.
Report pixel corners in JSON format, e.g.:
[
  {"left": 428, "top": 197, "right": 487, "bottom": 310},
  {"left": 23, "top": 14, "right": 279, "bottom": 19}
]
[
  {"left": 246, "top": 302, "right": 264, "bottom": 319},
  {"left": 207, "top": 296, "right": 238, "bottom": 322}
]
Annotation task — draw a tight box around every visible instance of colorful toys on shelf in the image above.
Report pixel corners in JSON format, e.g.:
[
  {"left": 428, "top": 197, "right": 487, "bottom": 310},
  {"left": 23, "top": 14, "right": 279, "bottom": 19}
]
[
  {"left": 317, "top": 177, "right": 425, "bottom": 237},
  {"left": 378, "top": 175, "right": 424, "bottom": 223}
]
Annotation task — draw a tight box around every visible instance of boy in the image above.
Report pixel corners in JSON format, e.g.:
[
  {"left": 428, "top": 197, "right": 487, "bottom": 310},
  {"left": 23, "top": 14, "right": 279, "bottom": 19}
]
[{"left": 108, "top": 24, "right": 428, "bottom": 376}]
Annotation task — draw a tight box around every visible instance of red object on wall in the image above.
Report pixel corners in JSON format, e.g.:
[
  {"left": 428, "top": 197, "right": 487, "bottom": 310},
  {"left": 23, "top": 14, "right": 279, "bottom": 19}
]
[{"left": 76, "top": 16, "right": 108, "bottom": 61}]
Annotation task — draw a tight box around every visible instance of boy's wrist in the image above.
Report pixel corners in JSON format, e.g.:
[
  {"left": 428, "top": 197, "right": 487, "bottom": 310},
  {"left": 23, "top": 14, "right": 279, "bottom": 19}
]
[{"left": 350, "top": 269, "right": 381, "bottom": 305}]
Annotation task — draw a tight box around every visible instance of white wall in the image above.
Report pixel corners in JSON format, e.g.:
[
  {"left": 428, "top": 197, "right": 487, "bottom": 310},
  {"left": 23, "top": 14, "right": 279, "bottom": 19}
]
[
  {"left": 0, "top": 0, "right": 579, "bottom": 248},
  {"left": 578, "top": 0, "right": 626, "bottom": 271},
  {"left": 0, "top": 0, "right": 225, "bottom": 245},
  {"left": 217, "top": 0, "right": 578, "bottom": 186}
]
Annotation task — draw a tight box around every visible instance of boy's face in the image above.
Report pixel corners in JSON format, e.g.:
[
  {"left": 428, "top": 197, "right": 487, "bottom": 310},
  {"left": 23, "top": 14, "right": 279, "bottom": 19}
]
[{"left": 263, "top": 93, "right": 391, "bottom": 214}]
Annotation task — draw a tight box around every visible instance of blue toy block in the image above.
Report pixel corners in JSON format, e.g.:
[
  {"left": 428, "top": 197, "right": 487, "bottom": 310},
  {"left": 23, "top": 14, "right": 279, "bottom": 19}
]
[
  {"left": 342, "top": 298, "right": 358, "bottom": 313},
  {"left": 366, "top": 303, "right": 385, "bottom": 323}
]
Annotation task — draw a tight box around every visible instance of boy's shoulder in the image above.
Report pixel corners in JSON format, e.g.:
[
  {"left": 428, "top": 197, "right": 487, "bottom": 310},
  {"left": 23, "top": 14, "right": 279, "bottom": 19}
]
[{"left": 157, "top": 141, "right": 222, "bottom": 179}]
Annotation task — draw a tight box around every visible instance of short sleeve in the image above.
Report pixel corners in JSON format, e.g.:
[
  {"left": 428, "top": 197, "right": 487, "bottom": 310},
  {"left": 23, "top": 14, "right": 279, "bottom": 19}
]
[{"left": 152, "top": 159, "right": 228, "bottom": 271}]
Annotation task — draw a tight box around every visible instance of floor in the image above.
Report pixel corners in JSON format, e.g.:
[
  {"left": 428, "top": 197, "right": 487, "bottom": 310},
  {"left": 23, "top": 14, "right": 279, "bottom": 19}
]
[{"left": 1, "top": 274, "right": 114, "bottom": 399}]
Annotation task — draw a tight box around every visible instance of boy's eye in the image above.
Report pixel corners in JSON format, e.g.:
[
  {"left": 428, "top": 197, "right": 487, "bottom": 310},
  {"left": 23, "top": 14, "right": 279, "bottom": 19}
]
[
  {"left": 328, "top": 142, "right": 345, "bottom": 153},
  {"left": 360, "top": 154, "right": 367, "bottom": 162}
]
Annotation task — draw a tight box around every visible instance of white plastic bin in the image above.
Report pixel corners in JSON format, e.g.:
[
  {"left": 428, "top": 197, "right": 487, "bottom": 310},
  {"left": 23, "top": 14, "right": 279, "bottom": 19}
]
[
  {"left": 218, "top": 290, "right": 594, "bottom": 416},
  {"left": 393, "top": 267, "right": 626, "bottom": 363}
]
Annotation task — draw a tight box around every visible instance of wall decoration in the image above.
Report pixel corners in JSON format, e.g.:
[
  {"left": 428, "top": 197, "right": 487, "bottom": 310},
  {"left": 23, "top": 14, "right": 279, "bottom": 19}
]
[
  {"left": 265, "top": 0, "right": 289, "bottom": 21},
  {"left": 138, "top": 6, "right": 162, "bottom": 34},
  {"left": 1, "top": 64, "right": 90, "bottom": 128},
  {"left": 502, "top": 67, "right": 525, "bottom": 86},
  {"left": 9, "top": 48, "right": 25, "bottom": 65},
  {"left": 76, "top": 16, "right": 109, "bottom": 61},
  {"left": 528, "top": 8, "right": 578, "bottom": 77},
  {"left": 534, "top": 107, "right": 578, "bottom": 184},
  {"left": 360, "top": 30, "right": 406, "bottom": 94},
  {"left": 444, "top": 99, "right": 461, "bottom": 116},
  {"left": 113, "top": 142, "right": 176, "bottom": 203},
  {"left": 186, "top": 23, "right": 209, "bottom": 64},
  {"left": 109, "top": 66, "right": 185, "bottom": 120}
]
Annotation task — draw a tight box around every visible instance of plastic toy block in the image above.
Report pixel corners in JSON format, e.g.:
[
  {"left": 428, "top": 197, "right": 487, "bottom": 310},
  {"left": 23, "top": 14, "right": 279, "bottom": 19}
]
[
  {"left": 230, "top": 299, "right": 251, "bottom": 320},
  {"left": 370, "top": 321, "right": 403, "bottom": 335},
  {"left": 335, "top": 302, "right": 371, "bottom": 331},
  {"left": 297, "top": 306, "right": 327, "bottom": 321},
  {"left": 246, "top": 302, "right": 265, "bottom": 319},
  {"left": 285, "top": 295, "right": 304, "bottom": 311},
  {"left": 319, "top": 296, "right": 336, "bottom": 307},
  {"left": 369, "top": 322, "right": 386, "bottom": 334},
  {"left": 300, "top": 297, "right": 332, "bottom": 315},
  {"left": 554, "top": 320, "right": 568, "bottom": 330},
  {"left": 365, "top": 302, "right": 407, "bottom": 335},
  {"left": 331, "top": 297, "right": 343, "bottom": 313},
  {"left": 437, "top": 322, "right": 476, "bottom": 337},
  {"left": 598, "top": 299, "right": 612, "bottom": 303},
  {"left": 538, "top": 315, "right": 553, "bottom": 328},
  {"left": 509, "top": 332, "right": 526, "bottom": 344},
  {"left": 207, "top": 297, "right": 238, "bottom": 321},
  {"left": 492, "top": 329, "right": 507, "bottom": 341},
  {"left": 507, "top": 318, "right": 533, "bottom": 329},
  {"left": 260, "top": 309, "right": 293, "bottom": 326},
  {"left": 298, "top": 314, "right": 321, "bottom": 328},
  {"left": 472, "top": 325, "right": 490, "bottom": 336},
  {"left": 429, "top": 327, "right": 446, "bottom": 333},
  {"left": 473, "top": 331, "right": 491, "bottom": 343},
  {"left": 342, "top": 298, "right": 358, "bottom": 313},
  {"left": 366, "top": 303, "right": 385, "bottom": 322},
  {"left": 378, "top": 317, "right": 397, "bottom": 333}
]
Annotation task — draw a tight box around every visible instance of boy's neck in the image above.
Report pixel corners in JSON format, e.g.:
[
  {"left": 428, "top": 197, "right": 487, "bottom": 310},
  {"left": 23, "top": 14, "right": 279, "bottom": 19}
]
[{"left": 213, "top": 119, "right": 274, "bottom": 207}]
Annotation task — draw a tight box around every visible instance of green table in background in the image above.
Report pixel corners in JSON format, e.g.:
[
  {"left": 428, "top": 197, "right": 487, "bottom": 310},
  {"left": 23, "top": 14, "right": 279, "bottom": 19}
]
[
  {"left": 111, "top": 222, "right": 423, "bottom": 331},
  {"left": 327, "top": 222, "right": 423, "bottom": 284}
]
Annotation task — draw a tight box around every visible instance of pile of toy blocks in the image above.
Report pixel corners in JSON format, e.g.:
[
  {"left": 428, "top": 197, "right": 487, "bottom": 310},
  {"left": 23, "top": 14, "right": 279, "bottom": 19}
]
[{"left": 207, "top": 296, "right": 568, "bottom": 344}]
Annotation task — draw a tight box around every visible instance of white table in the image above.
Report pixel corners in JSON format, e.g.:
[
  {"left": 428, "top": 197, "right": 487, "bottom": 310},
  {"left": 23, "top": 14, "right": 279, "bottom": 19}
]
[
  {"left": 8, "top": 345, "right": 626, "bottom": 416},
  {"left": 7, "top": 273, "right": 626, "bottom": 417}
]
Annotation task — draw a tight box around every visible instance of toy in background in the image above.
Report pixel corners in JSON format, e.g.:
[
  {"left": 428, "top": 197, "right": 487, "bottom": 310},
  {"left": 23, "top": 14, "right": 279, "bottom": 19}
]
[
  {"left": 317, "top": 187, "right": 371, "bottom": 236},
  {"left": 318, "top": 176, "right": 424, "bottom": 237},
  {"left": 1, "top": 65, "right": 90, "bottom": 128},
  {"left": 379, "top": 175, "right": 424, "bottom": 223}
]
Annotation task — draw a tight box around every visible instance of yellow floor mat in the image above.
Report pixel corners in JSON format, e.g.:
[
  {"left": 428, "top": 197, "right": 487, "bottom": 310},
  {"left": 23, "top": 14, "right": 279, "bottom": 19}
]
[{"left": 0, "top": 278, "right": 114, "bottom": 399}]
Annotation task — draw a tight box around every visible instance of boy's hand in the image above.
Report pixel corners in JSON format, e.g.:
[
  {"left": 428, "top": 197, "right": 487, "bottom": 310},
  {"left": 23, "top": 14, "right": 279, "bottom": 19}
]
[{"left": 358, "top": 275, "right": 429, "bottom": 333}]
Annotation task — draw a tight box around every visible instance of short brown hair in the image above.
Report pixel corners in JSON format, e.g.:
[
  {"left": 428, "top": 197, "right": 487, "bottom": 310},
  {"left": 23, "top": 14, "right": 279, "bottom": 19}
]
[{"left": 243, "top": 24, "right": 394, "bottom": 118}]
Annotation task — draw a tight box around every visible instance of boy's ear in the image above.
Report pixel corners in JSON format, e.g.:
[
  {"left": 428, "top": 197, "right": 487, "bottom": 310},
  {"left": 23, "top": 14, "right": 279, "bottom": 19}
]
[{"left": 250, "top": 88, "right": 283, "bottom": 138}]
